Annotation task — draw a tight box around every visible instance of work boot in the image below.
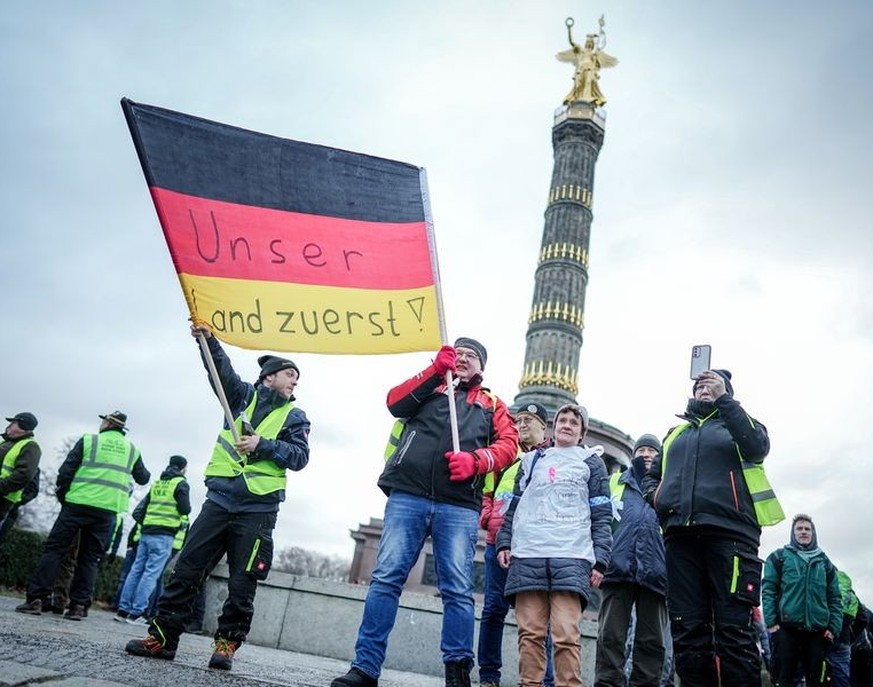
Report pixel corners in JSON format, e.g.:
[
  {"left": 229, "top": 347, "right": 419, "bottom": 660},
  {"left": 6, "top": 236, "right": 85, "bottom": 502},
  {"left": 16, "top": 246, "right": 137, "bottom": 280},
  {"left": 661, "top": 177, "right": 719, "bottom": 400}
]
[
  {"left": 208, "top": 637, "right": 240, "bottom": 670},
  {"left": 64, "top": 604, "right": 86, "bottom": 621},
  {"left": 330, "top": 667, "right": 379, "bottom": 687},
  {"left": 14, "top": 598, "right": 43, "bottom": 615},
  {"left": 125, "top": 634, "right": 176, "bottom": 661},
  {"left": 444, "top": 659, "right": 472, "bottom": 687}
]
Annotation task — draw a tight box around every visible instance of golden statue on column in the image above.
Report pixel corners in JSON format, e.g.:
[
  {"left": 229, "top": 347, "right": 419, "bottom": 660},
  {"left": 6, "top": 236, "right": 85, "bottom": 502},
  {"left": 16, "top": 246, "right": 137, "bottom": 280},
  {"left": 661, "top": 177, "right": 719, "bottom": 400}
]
[{"left": 556, "top": 15, "right": 618, "bottom": 107}]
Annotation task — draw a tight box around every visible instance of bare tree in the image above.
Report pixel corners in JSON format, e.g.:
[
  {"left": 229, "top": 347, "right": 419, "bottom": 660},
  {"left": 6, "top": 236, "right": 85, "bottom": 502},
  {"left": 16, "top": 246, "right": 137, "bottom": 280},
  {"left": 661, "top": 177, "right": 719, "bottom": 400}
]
[{"left": 273, "top": 545, "right": 351, "bottom": 581}]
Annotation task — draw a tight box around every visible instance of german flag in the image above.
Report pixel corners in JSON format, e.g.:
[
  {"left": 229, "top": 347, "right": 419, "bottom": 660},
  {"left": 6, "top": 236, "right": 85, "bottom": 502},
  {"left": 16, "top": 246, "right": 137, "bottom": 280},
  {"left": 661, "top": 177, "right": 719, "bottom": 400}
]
[{"left": 121, "top": 98, "right": 443, "bottom": 354}]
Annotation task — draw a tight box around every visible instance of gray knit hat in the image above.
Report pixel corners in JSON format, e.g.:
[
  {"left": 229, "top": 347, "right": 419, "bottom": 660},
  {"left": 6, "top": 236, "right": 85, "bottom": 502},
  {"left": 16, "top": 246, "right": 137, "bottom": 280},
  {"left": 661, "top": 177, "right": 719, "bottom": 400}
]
[{"left": 454, "top": 337, "right": 487, "bottom": 368}]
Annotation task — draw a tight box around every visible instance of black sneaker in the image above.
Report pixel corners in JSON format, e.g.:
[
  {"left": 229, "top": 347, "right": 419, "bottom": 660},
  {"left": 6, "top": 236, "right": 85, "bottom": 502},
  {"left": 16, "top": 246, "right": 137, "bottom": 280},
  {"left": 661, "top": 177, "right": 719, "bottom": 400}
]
[
  {"left": 208, "top": 637, "right": 240, "bottom": 670},
  {"left": 331, "top": 667, "right": 379, "bottom": 687},
  {"left": 15, "top": 599, "right": 43, "bottom": 615},
  {"left": 64, "top": 604, "right": 85, "bottom": 621},
  {"left": 125, "top": 635, "right": 176, "bottom": 661}
]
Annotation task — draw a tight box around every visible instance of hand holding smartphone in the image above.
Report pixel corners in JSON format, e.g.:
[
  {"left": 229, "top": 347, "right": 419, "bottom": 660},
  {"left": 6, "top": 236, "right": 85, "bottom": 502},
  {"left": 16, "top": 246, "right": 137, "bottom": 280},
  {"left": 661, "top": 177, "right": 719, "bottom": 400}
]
[{"left": 690, "top": 345, "right": 712, "bottom": 379}]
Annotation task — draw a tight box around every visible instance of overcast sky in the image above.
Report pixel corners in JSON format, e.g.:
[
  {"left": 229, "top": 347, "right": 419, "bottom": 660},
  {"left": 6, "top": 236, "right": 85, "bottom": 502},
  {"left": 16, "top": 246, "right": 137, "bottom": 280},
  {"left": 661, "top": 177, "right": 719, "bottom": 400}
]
[{"left": 3, "top": 2, "right": 872, "bottom": 599}]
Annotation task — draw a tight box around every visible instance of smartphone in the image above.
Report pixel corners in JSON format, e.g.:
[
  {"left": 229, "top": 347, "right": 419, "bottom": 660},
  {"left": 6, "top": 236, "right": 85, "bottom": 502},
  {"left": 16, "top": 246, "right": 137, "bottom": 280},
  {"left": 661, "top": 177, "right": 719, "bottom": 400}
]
[
  {"left": 690, "top": 345, "right": 712, "bottom": 379},
  {"left": 239, "top": 411, "right": 255, "bottom": 436}
]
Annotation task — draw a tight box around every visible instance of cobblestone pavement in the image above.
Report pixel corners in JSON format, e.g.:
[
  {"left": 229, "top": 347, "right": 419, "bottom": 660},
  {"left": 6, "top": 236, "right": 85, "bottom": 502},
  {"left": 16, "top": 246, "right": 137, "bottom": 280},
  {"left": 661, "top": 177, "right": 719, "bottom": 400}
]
[{"left": 0, "top": 595, "right": 443, "bottom": 687}]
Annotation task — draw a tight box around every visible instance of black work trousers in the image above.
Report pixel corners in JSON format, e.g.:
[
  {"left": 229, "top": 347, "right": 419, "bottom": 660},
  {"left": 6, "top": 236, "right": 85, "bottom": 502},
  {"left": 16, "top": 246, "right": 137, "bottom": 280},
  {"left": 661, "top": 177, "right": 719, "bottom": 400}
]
[
  {"left": 595, "top": 582, "right": 667, "bottom": 686},
  {"left": 665, "top": 531, "right": 763, "bottom": 687},
  {"left": 26, "top": 503, "right": 115, "bottom": 606},
  {"left": 150, "top": 499, "right": 276, "bottom": 649},
  {"left": 771, "top": 627, "right": 829, "bottom": 687}
]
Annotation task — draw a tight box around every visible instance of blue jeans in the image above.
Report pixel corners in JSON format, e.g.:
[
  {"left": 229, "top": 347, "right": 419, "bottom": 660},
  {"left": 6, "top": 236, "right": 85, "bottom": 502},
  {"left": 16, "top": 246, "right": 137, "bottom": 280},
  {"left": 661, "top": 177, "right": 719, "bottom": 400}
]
[
  {"left": 352, "top": 491, "right": 479, "bottom": 679},
  {"left": 113, "top": 546, "right": 138, "bottom": 609},
  {"left": 478, "top": 543, "right": 555, "bottom": 686},
  {"left": 119, "top": 533, "right": 174, "bottom": 616}
]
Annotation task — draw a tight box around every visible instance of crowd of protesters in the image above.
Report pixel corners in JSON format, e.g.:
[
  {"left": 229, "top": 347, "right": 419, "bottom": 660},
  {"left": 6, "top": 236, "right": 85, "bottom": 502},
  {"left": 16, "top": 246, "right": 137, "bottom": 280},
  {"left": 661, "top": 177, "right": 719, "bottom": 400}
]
[{"left": 4, "top": 337, "right": 872, "bottom": 687}]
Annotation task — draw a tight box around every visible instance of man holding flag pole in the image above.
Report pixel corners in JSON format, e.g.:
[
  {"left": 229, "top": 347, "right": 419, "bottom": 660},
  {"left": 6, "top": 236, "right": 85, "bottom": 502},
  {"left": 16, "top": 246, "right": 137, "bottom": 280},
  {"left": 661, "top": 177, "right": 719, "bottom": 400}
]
[
  {"left": 125, "top": 322, "right": 311, "bottom": 670},
  {"left": 331, "top": 337, "right": 519, "bottom": 687}
]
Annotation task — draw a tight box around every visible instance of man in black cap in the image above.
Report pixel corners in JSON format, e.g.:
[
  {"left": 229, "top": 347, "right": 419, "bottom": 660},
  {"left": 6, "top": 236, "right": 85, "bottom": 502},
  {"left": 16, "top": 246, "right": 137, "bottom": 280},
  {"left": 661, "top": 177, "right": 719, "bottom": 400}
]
[
  {"left": 332, "top": 337, "right": 519, "bottom": 687},
  {"left": 596, "top": 433, "right": 668, "bottom": 687},
  {"left": 642, "top": 369, "right": 779, "bottom": 687},
  {"left": 115, "top": 455, "right": 190, "bottom": 624},
  {"left": 0, "top": 412, "right": 42, "bottom": 543},
  {"left": 17, "top": 410, "right": 149, "bottom": 619},
  {"left": 127, "top": 323, "right": 310, "bottom": 671}
]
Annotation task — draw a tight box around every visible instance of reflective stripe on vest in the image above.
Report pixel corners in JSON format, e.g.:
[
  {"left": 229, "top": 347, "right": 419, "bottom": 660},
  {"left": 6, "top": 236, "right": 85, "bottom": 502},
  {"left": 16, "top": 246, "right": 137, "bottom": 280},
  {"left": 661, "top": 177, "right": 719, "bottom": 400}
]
[
  {"left": 66, "top": 432, "right": 140, "bottom": 513},
  {"left": 143, "top": 476, "right": 185, "bottom": 529},
  {"left": 0, "top": 438, "right": 36, "bottom": 504},
  {"left": 662, "top": 419, "right": 784, "bottom": 527},
  {"left": 205, "top": 393, "right": 294, "bottom": 496}
]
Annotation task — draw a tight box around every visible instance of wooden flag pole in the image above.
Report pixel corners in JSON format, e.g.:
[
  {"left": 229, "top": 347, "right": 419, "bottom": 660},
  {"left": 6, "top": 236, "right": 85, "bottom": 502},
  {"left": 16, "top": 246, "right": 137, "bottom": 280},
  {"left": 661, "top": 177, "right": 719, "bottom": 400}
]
[
  {"left": 197, "top": 332, "right": 240, "bottom": 443},
  {"left": 419, "top": 168, "right": 460, "bottom": 453}
]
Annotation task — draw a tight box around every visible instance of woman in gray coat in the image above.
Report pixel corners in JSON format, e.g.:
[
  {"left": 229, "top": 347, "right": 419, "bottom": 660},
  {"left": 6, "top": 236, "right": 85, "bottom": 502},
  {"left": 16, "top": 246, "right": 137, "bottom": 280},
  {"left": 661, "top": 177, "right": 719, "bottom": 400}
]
[{"left": 497, "top": 404, "right": 612, "bottom": 687}]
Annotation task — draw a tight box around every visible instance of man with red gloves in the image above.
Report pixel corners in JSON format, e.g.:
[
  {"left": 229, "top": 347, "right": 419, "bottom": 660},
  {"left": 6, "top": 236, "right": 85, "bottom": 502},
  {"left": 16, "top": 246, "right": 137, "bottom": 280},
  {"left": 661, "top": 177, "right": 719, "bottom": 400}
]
[{"left": 332, "top": 337, "right": 519, "bottom": 687}]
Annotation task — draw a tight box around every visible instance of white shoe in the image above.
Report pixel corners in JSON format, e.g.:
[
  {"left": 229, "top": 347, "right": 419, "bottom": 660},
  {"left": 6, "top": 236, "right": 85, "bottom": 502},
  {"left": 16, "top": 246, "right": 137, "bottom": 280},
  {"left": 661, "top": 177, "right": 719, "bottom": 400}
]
[{"left": 126, "top": 616, "right": 149, "bottom": 626}]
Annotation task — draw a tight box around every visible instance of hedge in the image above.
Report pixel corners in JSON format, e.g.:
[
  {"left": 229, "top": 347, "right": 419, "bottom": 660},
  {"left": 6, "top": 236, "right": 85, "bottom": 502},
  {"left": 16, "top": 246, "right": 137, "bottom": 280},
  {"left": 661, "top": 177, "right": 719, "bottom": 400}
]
[{"left": 0, "top": 527, "right": 125, "bottom": 605}]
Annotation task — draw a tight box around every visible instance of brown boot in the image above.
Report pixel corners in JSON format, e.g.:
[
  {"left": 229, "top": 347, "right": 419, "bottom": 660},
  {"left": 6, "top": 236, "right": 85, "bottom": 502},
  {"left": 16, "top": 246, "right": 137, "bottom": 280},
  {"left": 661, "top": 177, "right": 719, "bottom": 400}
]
[
  {"left": 15, "top": 599, "right": 43, "bottom": 615},
  {"left": 64, "top": 604, "right": 86, "bottom": 621}
]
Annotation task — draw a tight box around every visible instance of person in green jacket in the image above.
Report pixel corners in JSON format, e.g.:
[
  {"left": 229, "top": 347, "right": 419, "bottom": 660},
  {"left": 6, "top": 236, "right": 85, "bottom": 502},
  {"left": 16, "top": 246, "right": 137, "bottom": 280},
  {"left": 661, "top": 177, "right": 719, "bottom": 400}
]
[{"left": 762, "top": 514, "right": 842, "bottom": 687}]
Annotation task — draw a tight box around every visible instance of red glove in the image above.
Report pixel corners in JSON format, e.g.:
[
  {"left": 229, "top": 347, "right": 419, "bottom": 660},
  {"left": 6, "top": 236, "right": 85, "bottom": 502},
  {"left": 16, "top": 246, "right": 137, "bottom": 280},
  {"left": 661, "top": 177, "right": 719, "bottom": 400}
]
[
  {"left": 433, "top": 345, "right": 457, "bottom": 375},
  {"left": 445, "top": 451, "right": 477, "bottom": 481}
]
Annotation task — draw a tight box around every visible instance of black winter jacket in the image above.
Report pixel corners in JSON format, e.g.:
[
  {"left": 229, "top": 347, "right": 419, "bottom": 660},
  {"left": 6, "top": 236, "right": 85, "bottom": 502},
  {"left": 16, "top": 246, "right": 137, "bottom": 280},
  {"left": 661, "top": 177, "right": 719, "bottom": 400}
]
[
  {"left": 642, "top": 394, "right": 770, "bottom": 547},
  {"left": 378, "top": 363, "right": 518, "bottom": 511},
  {"left": 602, "top": 456, "right": 667, "bottom": 597}
]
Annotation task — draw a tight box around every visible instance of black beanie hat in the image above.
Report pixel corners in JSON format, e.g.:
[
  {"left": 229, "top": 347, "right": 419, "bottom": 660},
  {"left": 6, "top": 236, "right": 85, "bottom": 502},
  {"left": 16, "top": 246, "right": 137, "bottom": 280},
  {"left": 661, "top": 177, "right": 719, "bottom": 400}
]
[
  {"left": 454, "top": 337, "right": 487, "bottom": 368},
  {"left": 516, "top": 402, "right": 549, "bottom": 428},
  {"left": 633, "top": 433, "right": 662, "bottom": 455},
  {"left": 693, "top": 368, "right": 734, "bottom": 397},
  {"left": 169, "top": 455, "right": 187, "bottom": 470},
  {"left": 258, "top": 355, "right": 300, "bottom": 381}
]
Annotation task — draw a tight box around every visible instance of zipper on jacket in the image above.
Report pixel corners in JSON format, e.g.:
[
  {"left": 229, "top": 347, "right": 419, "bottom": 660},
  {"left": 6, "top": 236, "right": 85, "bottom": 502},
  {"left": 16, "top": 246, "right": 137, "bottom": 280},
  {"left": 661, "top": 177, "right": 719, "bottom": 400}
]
[
  {"left": 728, "top": 470, "right": 740, "bottom": 510},
  {"left": 394, "top": 430, "right": 416, "bottom": 467}
]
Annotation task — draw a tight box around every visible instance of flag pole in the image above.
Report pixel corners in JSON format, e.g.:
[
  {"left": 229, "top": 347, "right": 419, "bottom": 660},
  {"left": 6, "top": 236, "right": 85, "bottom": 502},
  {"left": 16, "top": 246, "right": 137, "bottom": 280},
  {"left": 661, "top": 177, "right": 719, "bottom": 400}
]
[
  {"left": 420, "top": 168, "right": 460, "bottom": 453},
  {"left": 196, "top": 332, "right": 240, "bottom": 443}
]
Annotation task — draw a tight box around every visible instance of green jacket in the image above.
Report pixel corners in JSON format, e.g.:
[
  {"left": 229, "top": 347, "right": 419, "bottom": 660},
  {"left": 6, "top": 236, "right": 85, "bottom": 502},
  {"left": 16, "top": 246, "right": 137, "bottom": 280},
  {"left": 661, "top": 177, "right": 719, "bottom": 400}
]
[{"left": 762, "top": 545, "right": 842, "bottom": 636}]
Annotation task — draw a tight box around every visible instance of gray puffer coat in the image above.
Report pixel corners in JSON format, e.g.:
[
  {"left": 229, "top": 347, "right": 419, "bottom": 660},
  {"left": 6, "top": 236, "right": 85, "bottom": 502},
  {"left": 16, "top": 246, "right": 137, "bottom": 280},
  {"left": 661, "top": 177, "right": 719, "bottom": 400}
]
[{"left": 496, "top": 444, "right": 612, "bottom": 605}]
